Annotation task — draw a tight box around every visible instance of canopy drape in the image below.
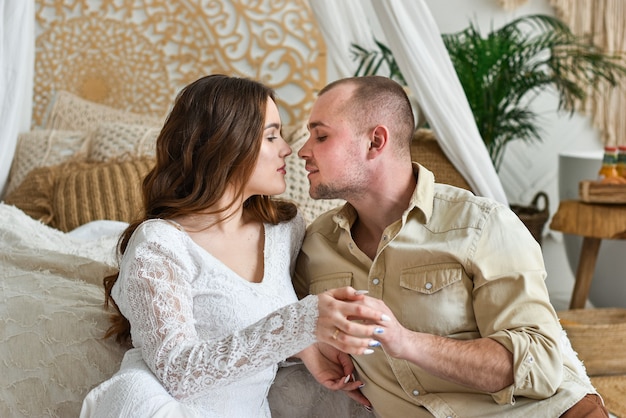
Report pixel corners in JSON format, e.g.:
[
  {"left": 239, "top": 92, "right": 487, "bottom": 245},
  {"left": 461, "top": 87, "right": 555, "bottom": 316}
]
[
  {"left": 309, "top": 0, "right": 508, "bottom": 204},
  {"left": 0, "top": 0, "right": 34, "bottom": 198}
]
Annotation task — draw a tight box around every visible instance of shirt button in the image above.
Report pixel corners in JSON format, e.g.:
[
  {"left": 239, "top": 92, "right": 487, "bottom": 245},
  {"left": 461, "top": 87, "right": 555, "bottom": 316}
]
[
  {"left": 348, "top": 243, "right": 353, "bottom": 249},
  {"left": 372, "top": 278, "right": 380, "bottom": 285},
  {"left": 526, "top": 355, "right": 534, "bottom": 364},
  {"left": 383, "top": 234, "right": 388, "bottom": 241},
  {"left": 412, "top": 389, "right": 419, "bottom": 396},
  {"left": 424, "top": 282, "right": 433, "bottom": 290}
]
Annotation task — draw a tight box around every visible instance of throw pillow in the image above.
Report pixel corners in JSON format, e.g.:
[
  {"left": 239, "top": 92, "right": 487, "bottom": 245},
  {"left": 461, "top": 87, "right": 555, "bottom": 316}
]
[
  {"left": 44, "top": 91, "right": 161, "bottom": 132},
  {"left": 3, "top": 165, "right": 59, "bottom": 225},
  {"left": 411, "top": 129, "right": 472, "bottom": 191},
  {"left": 88, "top": 122, "right": 160, "bottom": 162},
  {"left": 5, "top": 130, "right": 88, "bottom": 196},
  {"left": 282, "top": 122, "right": 309, "bottom": 146},
  {"left": 51, "top": 157, "right": 155, "bottom": 232}
]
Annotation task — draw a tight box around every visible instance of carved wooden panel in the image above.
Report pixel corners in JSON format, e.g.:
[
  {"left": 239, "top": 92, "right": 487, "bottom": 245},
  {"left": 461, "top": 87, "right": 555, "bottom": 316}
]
[{"left": 34, "top": 0, "right": 326, "bottom": 127}]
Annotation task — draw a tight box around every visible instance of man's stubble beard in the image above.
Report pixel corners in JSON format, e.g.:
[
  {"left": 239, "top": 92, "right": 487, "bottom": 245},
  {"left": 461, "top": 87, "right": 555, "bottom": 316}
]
[
  {"left": 309, "top": 182, "right": 342, "bottom": 200},
  {"left": 308, "top": 135, "right": 367, "bottom": 201},
  {"left": 308, "top": 168, "right": 365, "bottom": 201}
]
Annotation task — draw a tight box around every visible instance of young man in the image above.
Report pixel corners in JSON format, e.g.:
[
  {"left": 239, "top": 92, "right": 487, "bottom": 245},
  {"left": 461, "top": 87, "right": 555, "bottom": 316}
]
[{"left": 293, "top": 76, "right": 607, "bottom": 417}]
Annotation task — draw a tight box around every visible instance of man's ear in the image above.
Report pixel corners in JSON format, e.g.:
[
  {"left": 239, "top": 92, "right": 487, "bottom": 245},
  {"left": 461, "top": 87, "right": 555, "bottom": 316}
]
[{"left": 367, "top": 125, "right": 389, "bottom": 158}]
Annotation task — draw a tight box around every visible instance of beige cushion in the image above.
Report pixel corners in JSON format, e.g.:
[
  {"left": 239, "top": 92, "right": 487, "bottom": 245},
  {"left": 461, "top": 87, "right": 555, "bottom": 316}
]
[
  {"left": 5, "top": 92, "right": 162, "bottom": 200},
  {"left": 5, "top": 130, "right": 88, "bottom": 196},
  {"left": 88, "top": 122, "right": 160, "bottom": 162},
  {"left": 5, "top": 158, "right": 154, "bottom": 232},
  {"left": 45, "top": 91, "right": 161, "bottom": 132},
  {"left": 4, "top": 165, "right": 58, "bottom": 225}
]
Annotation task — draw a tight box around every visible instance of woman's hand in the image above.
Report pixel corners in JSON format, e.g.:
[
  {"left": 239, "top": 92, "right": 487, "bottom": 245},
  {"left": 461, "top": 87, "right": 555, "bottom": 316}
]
[
  {"left": 315, "top": 287, "right": 388, "bottom": 355},
  {"left": 298, "top": 343, "right": 372, "bottom": 408}
]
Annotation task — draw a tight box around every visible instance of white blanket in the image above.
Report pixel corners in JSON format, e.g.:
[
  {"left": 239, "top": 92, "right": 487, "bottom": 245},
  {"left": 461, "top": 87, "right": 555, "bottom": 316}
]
[{"left": 0, "top": 203, "right": 128, "bottom": 417}]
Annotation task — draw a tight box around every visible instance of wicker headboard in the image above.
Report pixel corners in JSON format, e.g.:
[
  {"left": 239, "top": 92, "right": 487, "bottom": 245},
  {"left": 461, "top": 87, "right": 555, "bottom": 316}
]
[
  {"left": 33, "top": 0, "right": 326, "bottom": 127},
  {"left": 412, "top": 129, "right": 472, "bottom": 191}
]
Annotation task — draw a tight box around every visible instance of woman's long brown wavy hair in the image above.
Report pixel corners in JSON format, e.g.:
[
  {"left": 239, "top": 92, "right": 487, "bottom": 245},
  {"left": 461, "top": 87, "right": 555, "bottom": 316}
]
[{"left": 104, "top": 74, "right": 297, "bottom": 344}]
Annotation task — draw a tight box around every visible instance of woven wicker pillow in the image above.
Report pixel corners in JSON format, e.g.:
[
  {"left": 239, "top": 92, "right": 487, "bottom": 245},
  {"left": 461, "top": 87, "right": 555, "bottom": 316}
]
[
  {"left": 411, "top": 129, "right": 472, "bottom": 191},
  {"left": 3, "top": 165, "right": 59, "bottom": 225},
  {"left": 51, "top": 157, "right": 155, "bottom": 232}
]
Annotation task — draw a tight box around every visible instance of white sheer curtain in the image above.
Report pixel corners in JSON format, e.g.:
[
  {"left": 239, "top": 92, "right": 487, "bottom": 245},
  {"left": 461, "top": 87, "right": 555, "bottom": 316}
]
[
  {"left": 309, "top": 1, "right": 378, "bottom": 81},
  {"left": 0, "top": 0, "right": 35, "bottom": 198},
  {"left": 308, "top": 0, "right": 508, "bottom": 204}
]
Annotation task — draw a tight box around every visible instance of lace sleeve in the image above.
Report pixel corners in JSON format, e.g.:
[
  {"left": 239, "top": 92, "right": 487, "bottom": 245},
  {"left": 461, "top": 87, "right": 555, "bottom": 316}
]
[{"left": 115, "top": 222, "right": 319, "bottom": 401}]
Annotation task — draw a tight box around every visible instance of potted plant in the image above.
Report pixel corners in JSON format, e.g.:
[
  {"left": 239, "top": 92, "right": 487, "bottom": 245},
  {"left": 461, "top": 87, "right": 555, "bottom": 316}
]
[{"left": 351, "top": 14, "right": 626, "bottom": 172}]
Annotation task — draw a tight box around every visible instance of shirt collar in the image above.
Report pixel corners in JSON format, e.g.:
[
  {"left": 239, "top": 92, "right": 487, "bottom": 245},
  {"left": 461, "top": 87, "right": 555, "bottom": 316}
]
[
  {"left": 331, "top": 162, "right": 436, "bottom": 230},
  {"left": 408, "top": 162, "right": 435, "bottom": 224}
]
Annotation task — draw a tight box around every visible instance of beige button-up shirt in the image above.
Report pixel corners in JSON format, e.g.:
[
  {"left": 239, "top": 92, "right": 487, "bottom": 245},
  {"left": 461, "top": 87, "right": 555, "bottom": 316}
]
[{"left": 294, "top": 164, "right": 595, "bottom": 418}]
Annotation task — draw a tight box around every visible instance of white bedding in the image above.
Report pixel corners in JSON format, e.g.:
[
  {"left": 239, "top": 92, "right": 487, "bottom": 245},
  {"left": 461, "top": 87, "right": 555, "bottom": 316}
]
[
  {"left": 0, "top": 203, "right": 128, "bottom": 417},
  {"left": 67, "top": 219, "right": 129, "bottom": 242}
]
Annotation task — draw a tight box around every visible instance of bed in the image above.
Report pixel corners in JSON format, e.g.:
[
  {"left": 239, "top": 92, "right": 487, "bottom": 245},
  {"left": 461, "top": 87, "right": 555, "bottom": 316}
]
[{"left": 0, "top": 1, "right": 367, "bottom": 416}]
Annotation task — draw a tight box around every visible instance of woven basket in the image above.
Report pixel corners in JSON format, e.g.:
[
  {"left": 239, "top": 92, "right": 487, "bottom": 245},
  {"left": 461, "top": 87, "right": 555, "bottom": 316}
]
[
  {"left": 559, "top": 308, "right": 626, "bottom": 376},
  {"left": 510, "top": 191, "right": 549, "bottom": 245}
]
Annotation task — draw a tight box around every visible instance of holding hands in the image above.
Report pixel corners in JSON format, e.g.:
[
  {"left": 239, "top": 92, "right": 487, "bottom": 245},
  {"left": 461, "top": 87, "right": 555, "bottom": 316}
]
[
  {"left": 301, "top": 287, "right": 408, "bottom": 409},
  {"left": 315, "top": 287, "right": 390, "bottom": 356},
  {"left": 301, "top": 286, "right": 393, "bottom": 408},
  {"left": 341, "top": 292, "right": 407, "bottom": 359}
]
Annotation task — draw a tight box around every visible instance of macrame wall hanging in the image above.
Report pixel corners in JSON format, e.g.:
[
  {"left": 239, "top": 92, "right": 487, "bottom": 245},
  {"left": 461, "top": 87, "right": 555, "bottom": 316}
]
[
  {"left": 496, "top": 0, "right": 529, "bottom": 10},
  {"left": 548, "top": 0, "right": 626, "bottom": 146}
]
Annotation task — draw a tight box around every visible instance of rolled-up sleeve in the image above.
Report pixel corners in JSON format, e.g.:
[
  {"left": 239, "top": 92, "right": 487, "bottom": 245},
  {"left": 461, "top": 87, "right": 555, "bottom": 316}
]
[{"left": 470, "top": 205, "right": 563, "bottom": 404}]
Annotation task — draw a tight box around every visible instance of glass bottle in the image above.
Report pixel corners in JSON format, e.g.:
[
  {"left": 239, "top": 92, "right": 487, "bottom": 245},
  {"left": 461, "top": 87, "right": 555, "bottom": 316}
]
[
  {"left": 617, "top": 145, "right": 626, "bottom": 178},
  {"left": 598, "top": 146, "right": 619, "bottom": 180}
]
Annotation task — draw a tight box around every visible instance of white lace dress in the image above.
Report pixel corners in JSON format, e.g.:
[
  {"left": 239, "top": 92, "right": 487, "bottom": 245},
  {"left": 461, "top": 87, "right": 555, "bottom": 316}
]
[{"left": 80, "top": 214, "right": 319, "bottom": 418}]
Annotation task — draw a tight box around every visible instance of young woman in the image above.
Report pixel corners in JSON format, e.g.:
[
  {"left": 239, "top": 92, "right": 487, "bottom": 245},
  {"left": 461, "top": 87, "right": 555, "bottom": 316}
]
[{"left": 80, "top": 75, "right": 385, "bottom": 417}]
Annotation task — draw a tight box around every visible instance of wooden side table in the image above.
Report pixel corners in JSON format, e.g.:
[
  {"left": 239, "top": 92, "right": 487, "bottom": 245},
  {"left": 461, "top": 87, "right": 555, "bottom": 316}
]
[{"left": 550, "top": 200, "right": 626, "bottom": 309}]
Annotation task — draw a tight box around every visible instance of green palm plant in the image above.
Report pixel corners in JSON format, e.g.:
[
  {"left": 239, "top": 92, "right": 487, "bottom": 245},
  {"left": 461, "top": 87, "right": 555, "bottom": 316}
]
[{"left": 351, "top": 14, "right": 626, "bottom": 171}]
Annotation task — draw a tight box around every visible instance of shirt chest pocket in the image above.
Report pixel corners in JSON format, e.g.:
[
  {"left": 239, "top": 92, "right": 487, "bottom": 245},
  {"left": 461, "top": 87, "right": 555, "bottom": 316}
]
[
  {"left": 399, "top": 263, "right": 474, "bottom": 335},
  {"left": 309, "top": 272, "right": 353, "bottom": 295},
  {"left": 400, "top": 263, "right": 462, "bottom": 294}
]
